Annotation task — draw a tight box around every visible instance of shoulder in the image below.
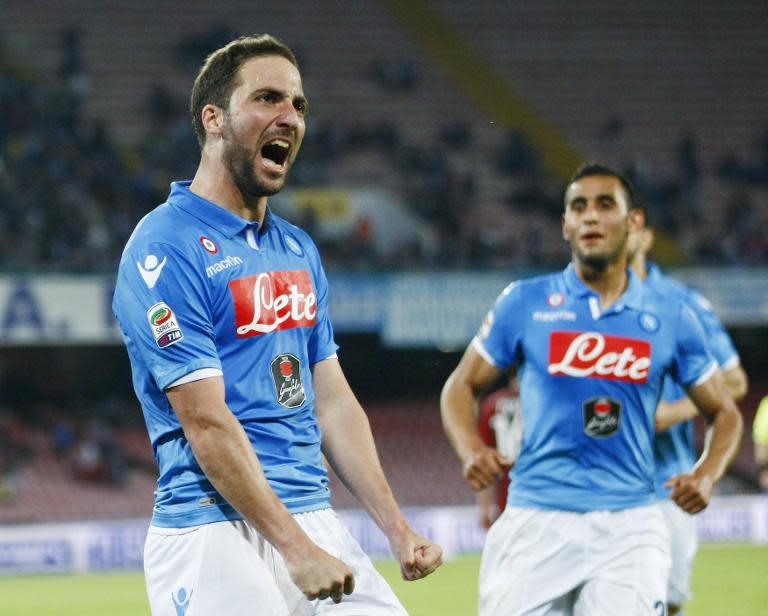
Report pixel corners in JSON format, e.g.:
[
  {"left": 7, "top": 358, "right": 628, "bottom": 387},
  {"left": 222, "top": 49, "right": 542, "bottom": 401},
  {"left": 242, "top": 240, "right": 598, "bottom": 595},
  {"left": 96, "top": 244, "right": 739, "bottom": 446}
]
[
  {"left": 124, "top": 202, "right": 201, "bottom": 254},
  {"left": 498, "top": 271, "right": 558, "bottom": 300}
]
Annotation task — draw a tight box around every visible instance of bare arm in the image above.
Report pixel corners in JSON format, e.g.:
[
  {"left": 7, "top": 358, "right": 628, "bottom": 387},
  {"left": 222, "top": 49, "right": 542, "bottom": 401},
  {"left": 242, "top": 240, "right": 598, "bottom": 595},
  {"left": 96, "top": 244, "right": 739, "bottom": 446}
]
[
  {"left": 440, "top": 344, "right": 512, "bottom": 491},
  {"left": 723, "top": 364, "right": 748, "bottom": 402},
  {"left": 655, "top": 364, "right": 748, "bottom": 432},
  {"left": 312, "top": 358, "right": 442, "bottom": 581},
  {"left": 655, "top": 397, "right": 698, "bottom": 433},
  {"left": 166, "top": 376, "right": 354, "bottom": 603},
  {"left": 664, "top": 368, "right": 743, "bottom": 514}
]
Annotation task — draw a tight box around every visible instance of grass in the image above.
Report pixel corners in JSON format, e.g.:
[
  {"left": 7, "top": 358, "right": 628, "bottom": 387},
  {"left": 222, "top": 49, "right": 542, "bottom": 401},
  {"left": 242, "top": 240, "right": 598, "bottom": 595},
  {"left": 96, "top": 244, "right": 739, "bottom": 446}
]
[{"left": 0, "top": 544, "right": 766, "bottom": 615}]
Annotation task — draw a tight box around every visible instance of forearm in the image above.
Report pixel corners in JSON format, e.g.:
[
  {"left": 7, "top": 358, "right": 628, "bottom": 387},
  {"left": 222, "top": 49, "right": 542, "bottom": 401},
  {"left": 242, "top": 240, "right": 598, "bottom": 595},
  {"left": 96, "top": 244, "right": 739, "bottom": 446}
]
[
  {"left": 320, "top": 403, "right": 409, "bottom": 538},
  {"left": 693, "top": 403, "right": 743, "bottom": 485},
  {"left": 185, "top": 408, "right": 311, "bottom": 559},
  {"left": 440, "top": 374, "right": 485, "bottom": 463}
]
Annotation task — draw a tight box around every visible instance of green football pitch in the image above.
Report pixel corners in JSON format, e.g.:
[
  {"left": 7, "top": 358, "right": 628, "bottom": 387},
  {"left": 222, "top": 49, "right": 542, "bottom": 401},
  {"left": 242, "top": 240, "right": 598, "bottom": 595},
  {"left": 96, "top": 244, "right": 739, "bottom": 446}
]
[{"left": 1, "top": 543, "right": 766, "bottom": 615}]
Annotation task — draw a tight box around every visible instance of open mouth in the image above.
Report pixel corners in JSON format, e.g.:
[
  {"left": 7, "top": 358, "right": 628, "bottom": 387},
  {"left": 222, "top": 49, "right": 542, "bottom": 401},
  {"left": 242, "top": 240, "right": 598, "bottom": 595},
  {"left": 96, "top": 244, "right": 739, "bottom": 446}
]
[{"left": 261, "top": 139, "right": 290, "bottom": 167}]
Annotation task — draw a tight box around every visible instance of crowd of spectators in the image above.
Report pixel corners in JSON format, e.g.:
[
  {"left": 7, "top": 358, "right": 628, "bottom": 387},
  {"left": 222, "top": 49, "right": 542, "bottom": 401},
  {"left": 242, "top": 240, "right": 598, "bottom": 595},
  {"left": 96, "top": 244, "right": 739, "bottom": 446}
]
[{"left": 1, "top": 30, "right": 766, "bottom": 274}]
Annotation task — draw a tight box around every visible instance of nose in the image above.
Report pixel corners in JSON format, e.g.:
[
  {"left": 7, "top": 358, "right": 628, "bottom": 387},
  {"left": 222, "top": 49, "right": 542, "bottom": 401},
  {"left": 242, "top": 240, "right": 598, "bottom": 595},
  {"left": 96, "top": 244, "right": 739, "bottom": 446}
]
[
  {"left": 582, "top": 201, "right": 600, "bottom": 223},
  {"left": 276, "top": 100, "right": 301, "bottom": 129}
]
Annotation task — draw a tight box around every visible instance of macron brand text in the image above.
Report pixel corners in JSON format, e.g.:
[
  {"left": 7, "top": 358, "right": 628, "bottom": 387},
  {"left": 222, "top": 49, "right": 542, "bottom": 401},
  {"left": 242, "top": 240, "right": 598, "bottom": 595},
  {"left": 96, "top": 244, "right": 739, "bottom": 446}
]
[{"left": 206, "top": 255, "right": 243, "bottom": 278}]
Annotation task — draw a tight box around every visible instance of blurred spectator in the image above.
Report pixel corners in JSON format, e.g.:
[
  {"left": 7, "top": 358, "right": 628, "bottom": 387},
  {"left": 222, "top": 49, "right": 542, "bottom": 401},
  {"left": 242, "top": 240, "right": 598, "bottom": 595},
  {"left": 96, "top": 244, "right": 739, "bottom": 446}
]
[
  {"left": 0, "top": 408, "right": 31, "bottom": 503},
  {"left": 72, "top": 412, "right": 127, "bottom": 486}
]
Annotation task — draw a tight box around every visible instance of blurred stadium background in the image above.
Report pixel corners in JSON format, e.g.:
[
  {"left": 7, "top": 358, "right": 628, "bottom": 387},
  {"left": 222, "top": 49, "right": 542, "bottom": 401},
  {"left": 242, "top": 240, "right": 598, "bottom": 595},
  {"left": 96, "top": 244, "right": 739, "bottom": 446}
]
[{"left": 1, "top": 0, "right": 767, "bottom": 613}]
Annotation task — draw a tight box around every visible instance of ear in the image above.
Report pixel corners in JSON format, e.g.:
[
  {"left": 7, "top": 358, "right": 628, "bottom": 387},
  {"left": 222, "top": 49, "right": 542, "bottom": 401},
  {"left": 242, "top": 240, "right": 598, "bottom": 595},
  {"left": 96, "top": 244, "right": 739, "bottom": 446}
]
[
  {"left": 561, "top": 214, "right": 569, "bottom": 241},
  {"left": 201, "top": 104, "right": 225, "bottom": 138},
  {"left": 627, "top": 208, "right": 643, "bottom": 233}
]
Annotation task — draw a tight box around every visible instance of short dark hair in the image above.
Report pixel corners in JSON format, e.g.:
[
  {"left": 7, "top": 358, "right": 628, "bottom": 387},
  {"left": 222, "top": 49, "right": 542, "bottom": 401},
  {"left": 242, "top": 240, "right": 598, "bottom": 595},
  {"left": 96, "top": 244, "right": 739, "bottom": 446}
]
[
  {"left": 566, "top": 162, "right": 636, "bottom": 209},
  {"left": 190, "top": 34, "right": 299, "bottom": 147}
]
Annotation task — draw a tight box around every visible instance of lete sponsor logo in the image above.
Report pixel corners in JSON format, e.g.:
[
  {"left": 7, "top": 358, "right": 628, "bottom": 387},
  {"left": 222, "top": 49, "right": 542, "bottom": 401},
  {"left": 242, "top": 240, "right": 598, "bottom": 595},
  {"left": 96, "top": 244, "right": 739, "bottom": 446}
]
[
  {"left": 228, "top": 270, "right": 317, "bottom": 337},
  {"left": 548, "top": 331, "right": 651, "bottom": 383},
  {"left": 146, "top": 302, "right": 183, "bottom": 349}
]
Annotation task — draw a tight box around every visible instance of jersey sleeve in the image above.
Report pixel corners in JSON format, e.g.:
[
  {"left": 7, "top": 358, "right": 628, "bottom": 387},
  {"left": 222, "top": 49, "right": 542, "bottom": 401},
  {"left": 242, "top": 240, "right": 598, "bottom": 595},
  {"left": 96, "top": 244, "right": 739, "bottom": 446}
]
[
  {"left": 305, "top": 243, "right": 339, "bottom": 364},
  {"left": 472, "top": 281, "right": 525, "bottom": 369},
  {"left": 669, "top": 302, "right": 717, "bottom": 390},
  {"left": 113, "top": 241, "right": 222, "bottom": 391},
  {"left": 686, "top": 289, "right": 740, "bottom": 369}
]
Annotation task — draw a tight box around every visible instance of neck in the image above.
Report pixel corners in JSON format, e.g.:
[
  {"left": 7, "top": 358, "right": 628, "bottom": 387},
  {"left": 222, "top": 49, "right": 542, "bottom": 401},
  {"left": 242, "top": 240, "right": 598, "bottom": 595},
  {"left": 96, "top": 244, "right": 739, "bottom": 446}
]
[
  {"left": 629, "top": 252, "right": 648, "bottom": 281},
  {"left": 573, "top": 255, "right": 629, "bottom": 310},
  {"left": 189, "top": 152, "right": 268, "bottom": 224}
]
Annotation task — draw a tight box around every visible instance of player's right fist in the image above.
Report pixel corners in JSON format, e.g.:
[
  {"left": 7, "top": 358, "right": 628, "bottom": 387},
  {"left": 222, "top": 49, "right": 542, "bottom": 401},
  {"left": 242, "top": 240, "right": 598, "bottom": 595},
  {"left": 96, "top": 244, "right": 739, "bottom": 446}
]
[
  {"left": 462, "top": 446, "right": 512, "bottom": 491},
  {"left": 286, "top": 545, "right": 355, "bottom": 603}
]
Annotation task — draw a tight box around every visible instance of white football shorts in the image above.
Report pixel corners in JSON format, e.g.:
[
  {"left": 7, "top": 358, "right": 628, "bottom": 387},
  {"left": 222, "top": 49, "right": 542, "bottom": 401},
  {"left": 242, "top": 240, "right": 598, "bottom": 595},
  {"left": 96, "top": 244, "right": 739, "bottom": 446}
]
[
  {"left": 658, "top": 499, "right": 697, "bottom": 607},
  {"left": 479, "top": 504, "right": 671, "bottom": 616},
  {"left": 144, "top": 508, "right": 407, "bottom": 615}
]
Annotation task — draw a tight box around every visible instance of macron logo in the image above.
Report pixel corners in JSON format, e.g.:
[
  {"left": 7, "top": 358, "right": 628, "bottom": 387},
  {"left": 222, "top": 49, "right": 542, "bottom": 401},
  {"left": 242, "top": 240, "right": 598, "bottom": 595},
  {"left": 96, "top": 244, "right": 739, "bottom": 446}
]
[
  {"left": 137, "top": 255, "right": 167, "bottom": 288},
  {"left": 206, "top": 255, "right": 244, "bottom": 278}
]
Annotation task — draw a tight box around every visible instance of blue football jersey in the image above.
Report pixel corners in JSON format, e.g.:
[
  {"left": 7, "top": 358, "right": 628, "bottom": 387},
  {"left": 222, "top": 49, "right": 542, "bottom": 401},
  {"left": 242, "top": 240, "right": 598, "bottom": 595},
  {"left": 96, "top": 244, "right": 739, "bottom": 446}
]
[
  {"left": 113, "top": 181, "right": 338, "bottom": 527},
  {"left": 645, "top": 263, "right": 740, "bottom": 498},
  {"left": 474, "top": 264, "right": 716, "bottom": 512}
]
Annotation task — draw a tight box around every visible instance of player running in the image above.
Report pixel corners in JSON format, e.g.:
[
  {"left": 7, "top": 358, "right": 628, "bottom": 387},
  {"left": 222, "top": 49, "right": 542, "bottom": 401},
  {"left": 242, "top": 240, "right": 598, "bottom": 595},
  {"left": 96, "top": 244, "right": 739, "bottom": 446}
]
[{"left": 441, "top": 163, "right": 743, "bottom": 616}]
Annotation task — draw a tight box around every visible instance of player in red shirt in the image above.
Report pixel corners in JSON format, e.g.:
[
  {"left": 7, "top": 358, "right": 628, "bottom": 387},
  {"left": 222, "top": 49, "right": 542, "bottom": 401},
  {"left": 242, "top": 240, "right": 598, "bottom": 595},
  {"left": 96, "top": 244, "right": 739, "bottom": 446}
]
[{"left": 476, "top": 373, "right": 522, "bottom": 528}]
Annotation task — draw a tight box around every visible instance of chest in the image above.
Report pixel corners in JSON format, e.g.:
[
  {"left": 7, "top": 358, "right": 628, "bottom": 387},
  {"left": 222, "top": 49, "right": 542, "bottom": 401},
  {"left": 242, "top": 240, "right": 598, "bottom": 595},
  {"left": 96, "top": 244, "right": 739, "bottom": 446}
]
[
  {"left": 522, "top": 296, "right": 673, "bottom": 386},
  {"left": 200, "top": 231, "right": 319, "bottom": 342}
]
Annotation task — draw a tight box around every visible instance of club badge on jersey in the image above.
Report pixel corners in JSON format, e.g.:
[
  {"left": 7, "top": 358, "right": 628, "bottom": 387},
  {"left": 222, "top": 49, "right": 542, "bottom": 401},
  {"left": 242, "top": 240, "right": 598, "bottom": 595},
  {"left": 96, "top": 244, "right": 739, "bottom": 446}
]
[
  {"left": 583, "top": 397, "right": 622, "bottom": 437},
  {"left": 271, "top": 353, "right": 306, "bottom": 408}
]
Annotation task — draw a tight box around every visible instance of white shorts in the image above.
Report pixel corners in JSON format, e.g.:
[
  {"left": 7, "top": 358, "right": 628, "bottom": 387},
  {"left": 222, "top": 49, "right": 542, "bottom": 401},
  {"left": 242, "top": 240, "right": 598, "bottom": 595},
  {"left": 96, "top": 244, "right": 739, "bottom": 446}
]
[
  {"left": 144, "top": 508, "right": 407, "bottom": 616},
  {"left": 479, "top": 505, "right": 671, "bottom": 616},
  {"left": 658, "top": 499, "right": 697, "bottom": 607}
]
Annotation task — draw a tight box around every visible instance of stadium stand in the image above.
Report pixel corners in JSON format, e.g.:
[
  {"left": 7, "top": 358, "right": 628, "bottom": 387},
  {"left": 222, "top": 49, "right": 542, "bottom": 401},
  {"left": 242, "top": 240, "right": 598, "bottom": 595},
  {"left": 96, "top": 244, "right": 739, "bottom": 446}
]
[{"left": 3, "top": 0, "right": 766, "bottom": 271}]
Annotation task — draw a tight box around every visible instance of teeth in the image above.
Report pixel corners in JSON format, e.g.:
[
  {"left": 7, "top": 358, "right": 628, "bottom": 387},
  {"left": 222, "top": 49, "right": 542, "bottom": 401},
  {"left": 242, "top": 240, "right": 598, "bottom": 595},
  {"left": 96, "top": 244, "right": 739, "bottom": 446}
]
[{"left": 271, "top": 139, "right": 290, "bottom": 149}]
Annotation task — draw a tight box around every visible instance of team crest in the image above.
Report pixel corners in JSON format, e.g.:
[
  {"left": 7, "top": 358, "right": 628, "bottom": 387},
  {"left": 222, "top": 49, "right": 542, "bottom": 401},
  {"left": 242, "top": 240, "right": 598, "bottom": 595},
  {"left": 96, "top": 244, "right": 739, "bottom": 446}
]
[
  {"left": 284, "top": 233, "right": 304, "bottom": 257},
  {"left": 638, "top": 312, "right": 659, "bottom": 333},
  {"left": 270, "top": 354, "right": 306, "bottom": 408},
  {"left": 583, "top": 396, "right": 621, "bottom": 437}
]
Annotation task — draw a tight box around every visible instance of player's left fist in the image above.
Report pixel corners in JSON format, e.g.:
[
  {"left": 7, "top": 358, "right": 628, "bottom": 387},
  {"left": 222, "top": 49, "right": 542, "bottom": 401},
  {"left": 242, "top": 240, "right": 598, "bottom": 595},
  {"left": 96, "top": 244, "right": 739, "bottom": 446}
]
[
  {"left": 394, "top": 531, "right": 443, "bottom": 581},
  {"left": 664, "top": 472, "right": 714, "bottom": 514}
]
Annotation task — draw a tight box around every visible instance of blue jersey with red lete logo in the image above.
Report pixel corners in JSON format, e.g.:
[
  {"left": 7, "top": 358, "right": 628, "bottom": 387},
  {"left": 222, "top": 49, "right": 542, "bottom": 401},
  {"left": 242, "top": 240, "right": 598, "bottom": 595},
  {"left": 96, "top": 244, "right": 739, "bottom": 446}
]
[
  {"left": 474, "top": 264, "right": 716, "bottom": 512},
  {"left": 113, "top": 181, "right": 337, "bottom": 527}
]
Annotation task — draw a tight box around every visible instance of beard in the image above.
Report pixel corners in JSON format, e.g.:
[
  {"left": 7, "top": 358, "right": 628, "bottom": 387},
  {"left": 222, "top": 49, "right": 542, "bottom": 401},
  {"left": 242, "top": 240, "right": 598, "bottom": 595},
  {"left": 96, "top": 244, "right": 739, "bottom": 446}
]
[
  {"left": 221, "top": 123, "right": 286, "bottom": 199},
  {"left": 573, "top": 229, "right": 628, "bottom": 274}
]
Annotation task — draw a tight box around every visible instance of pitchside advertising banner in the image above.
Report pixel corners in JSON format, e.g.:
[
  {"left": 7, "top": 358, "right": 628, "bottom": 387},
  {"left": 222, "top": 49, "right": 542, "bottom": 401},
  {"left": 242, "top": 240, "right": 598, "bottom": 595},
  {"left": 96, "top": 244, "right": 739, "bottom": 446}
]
[
  {"left": 0, "top": 498, "right": 766, "bottom": 575},
  {"left": 0, "top": 269, "right": 767, "bottom": 346}
]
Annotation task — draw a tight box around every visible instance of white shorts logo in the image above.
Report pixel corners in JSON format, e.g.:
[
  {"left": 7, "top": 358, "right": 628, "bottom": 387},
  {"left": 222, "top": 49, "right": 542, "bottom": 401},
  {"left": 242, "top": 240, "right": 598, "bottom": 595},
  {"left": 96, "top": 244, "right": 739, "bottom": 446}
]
[{"left": 147, "top": 302, "right": 183, "bottom": 349}]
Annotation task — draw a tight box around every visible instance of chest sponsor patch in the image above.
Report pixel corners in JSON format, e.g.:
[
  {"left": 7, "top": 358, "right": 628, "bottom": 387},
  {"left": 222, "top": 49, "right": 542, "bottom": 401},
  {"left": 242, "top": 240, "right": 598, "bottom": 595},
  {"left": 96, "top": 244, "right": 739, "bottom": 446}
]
[
  {"left": 548, "top": 331, "right": 651, "bottom": 383},
  {"left": 583, "top": 396, "right": 621, "bottom": 437},
  {"left": 146, "top": 302, "right": 183, "bottom": 349},
  {"left": 270, "top": 353, "right": 306, "bottom": 408},
  {"left": 229, "top": 270, "right": 317, "bottom": 337}
]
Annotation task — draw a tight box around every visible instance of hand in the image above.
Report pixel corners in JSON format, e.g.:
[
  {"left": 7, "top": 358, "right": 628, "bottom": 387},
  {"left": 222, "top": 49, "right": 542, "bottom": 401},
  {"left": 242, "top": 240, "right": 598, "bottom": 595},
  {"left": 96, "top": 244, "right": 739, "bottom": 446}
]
[
  {"left": 284, "top": 544, "right": 355, "bottom": 603},
  {"left": 390, "top": 529, "right": 443, "bottom": 581},
  {"left": 462, "top": 446, "right": 512, "bottom": 491},
  {"left": 664, "top": 471, "right": 714, "bottom": 514}
]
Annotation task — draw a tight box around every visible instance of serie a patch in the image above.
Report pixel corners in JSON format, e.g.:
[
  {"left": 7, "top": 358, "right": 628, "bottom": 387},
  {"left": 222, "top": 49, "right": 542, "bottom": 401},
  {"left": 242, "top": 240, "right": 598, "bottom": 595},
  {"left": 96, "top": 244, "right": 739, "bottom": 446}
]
[{"left": 146, "top": 302, "right": 183, "bottom": 349}]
